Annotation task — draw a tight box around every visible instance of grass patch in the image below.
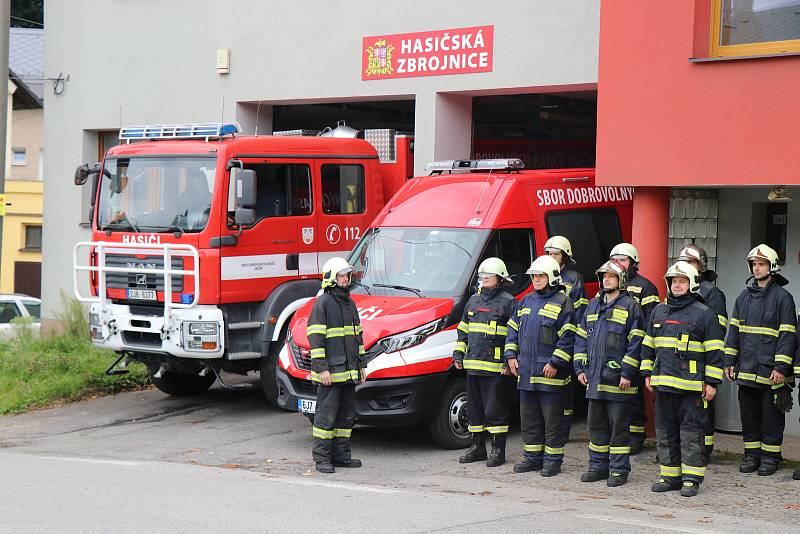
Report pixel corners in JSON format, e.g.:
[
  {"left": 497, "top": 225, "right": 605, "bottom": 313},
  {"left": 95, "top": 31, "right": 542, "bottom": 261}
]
[{"left": 0, "top": 295, "right": 149, "bottom": 415}]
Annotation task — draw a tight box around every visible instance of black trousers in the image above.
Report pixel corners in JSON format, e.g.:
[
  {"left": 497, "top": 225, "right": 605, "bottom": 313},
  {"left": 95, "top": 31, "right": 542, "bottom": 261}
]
[
  {"left": 312, "top": 383, "right": 356, "bottom": 463},
  {"left": 655, "top": 392, "right": 707, "bottom": 483},
  {"left": 738, "top": 384, "right": 785, "bottom": 462},
  {"left": 559, "top": 378, "right": 576, "bottom": 443},
  {"left": 466, "top": 374, "right": 511, "bottom": 434},
  {"left": 520, "top": 389, "right": 566, "bottom": 464},
  {"left": 630, "top": 388, "right": 647, "bottom": 445},
  {"left": 587, "top": 399, "right": 632, "bottom": 473},
  {"left": 704, "top": 397, "right": 715, "bottom": 458}
]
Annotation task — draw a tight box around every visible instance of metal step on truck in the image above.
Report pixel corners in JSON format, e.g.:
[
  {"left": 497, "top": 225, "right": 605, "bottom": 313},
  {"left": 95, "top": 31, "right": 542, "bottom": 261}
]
[
  {"left": 279, "top": 159, "right": 635, "bottom": 448},
  {"left": 73, "top": 121, "right": 412, "bottom": 399}
]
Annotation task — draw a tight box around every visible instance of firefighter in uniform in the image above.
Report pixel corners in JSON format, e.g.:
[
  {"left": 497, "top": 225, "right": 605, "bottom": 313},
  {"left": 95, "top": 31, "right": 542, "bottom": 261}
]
[
  {"left": 545, "top": 236, "right": 588, "bottom": 445},
  {"left": 610, "top": 242, "right": 661, "bottom": 454},
  {"left": 640, "top": 261, "right": 725, "bottom": 497},
  {"left": 505, "top": 255, "right": 576, "bottom": 477},
  {"left": 724, "top": 244, "right": 797, "bottom": 477},
  {"left": 574, "top": 261, "right": 645, "bottom": 487},
  {"left": 307, "top": 257, "right": 366, "bottom": 474},
  {"left": 677, "top": 243, "right": 727, "bottom": 462},
  {"left": 795, "top": 345, "right": 800, "bottom": 481},
  {"left": 453, "top": 258, "right": 518, "bottom": 467}
]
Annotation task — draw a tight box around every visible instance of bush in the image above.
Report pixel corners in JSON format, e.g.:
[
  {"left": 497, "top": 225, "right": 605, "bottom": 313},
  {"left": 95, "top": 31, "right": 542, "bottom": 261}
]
[{"left": 0, "top": 295, "right": 149, "bottom": 414}]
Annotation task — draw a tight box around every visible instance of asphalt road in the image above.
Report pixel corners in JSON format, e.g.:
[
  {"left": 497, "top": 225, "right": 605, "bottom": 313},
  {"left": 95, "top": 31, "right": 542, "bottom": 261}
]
[{"left": 1, "top": 378, "right": 799, "bottom": 533}]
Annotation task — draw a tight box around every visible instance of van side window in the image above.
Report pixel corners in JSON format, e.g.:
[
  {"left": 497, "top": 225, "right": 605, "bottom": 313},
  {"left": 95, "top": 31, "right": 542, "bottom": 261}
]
[
  {"left": 237, "top": 163, "right": 312, "bottom": 224},
  {"left": 545, "top": 208, "right": 622, "bottom": 280},
  {"left": 480, "top": 229, "right": 535, "bottom": 296},
  {"left": 321, "top": 164, "right": 365, "bottom": 214}
]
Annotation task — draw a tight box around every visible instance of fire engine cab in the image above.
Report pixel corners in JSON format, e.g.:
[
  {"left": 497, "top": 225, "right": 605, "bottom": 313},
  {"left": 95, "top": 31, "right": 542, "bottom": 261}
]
[
  {"left": 279, "top": 159, "right": 634, "bottom": 448},
  {"left": 72, "top": 121, "right": 412, "bottom": 399}
]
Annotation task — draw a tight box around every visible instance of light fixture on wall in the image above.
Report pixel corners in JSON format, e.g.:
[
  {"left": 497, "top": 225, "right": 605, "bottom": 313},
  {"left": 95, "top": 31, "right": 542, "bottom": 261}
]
[{"left": 768, "top": 185, "right": 792, "bottom": 203}]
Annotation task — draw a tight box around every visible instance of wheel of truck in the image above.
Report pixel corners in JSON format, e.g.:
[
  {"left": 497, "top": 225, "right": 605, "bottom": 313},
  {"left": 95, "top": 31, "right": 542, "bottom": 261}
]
[
  {"left": 428, "top": 377, "right": 471, "bottom": 450},
  {"left": 259, "top": 326, "right": 286, "bottom": 405},
  {"left": 147, "top": 366, "right": 216, "bottom": 396}
]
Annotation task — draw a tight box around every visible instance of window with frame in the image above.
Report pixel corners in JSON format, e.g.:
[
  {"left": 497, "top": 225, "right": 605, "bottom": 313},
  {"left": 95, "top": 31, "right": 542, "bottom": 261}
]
[
  {"left": 321, "top": 164, "right": 365, "bottom": 215},
  {"left": 0, "top": 302, "right": 21, "bottom": 324},
  {"left": 12, "top": 148, "right": 26, "bottom": 166},
  {"left": 545, "top": 208, "right": 622, "bottom": 281},
  {"left": 711, "top": 0, "right": 800, "bottom": 57},
  {"left": 24, "top": 225, "right": 42, "bottom": 250},
  {"left": 479, "top": 228, "right": 535, "bottom": 296},
  {"left": 234, "top": 163, "right": 312, "bottom": 224},
  {"left": 21, "top": 301, "right": 41, "bottom": 319}
]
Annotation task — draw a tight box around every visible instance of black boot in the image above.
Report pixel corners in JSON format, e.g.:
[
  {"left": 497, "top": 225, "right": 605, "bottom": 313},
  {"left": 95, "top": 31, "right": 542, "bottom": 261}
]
[
  {"left": 793, "top": 469, "right": 800, "bottom": 480},
  {"left": 739, "top": 455, "right": 760, "bottom": 473},
  {"left": 315, "top": 462, "right": 335, "bottom": 474},
  {"left": 459, "top": 432, "right": 487, "bottom": 464},
  {"left": 513, "top": 458, "right": 542, "bottom": 473},
  {"left": 651, "top": 477, "right": 681, "bottom": 492},
  {"left": 486, "top": 434, "right": 506, "bottom": 467},
  {"left": 680, "top": 480, "right": 699, "bottom": 497},
  {"left": 333, "top": 458, "right": 362, "bottom": 468},
  {"left": 540, "top": 461, "right": 561, "bottom": 477},
  {"left": 757, "top": 459, "right": 779, "bottom": 476},
  {"left": 629, "top": 442, "right": 643, "bottom": 455},
  {"left": 580, "top": 468, "right": 609, "bottom": 483},
  {"left": 607, "top": 472, "right": 628, "bottom": 487}
]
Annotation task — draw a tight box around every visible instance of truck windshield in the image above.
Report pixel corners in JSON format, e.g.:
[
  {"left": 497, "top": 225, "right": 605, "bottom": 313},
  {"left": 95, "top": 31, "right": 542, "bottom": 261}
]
[
  {"left": 348, "top": 227, "right": 489, "bottom": 299},
  {"left": 96, "top": 156, "right": 217, "bottom": 232}
]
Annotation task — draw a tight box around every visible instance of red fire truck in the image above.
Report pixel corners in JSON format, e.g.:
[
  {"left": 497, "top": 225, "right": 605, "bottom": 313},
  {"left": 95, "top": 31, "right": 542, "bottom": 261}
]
[
  {"left": 73, "top": 122, "right": 413, "bottom": 400},
  {"left": 279, "top": 160, "right": 634, "bottom": 448}
]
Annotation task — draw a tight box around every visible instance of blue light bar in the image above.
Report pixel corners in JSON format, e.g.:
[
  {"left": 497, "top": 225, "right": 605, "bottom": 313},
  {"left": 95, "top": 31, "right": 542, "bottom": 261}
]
[{"left": 119, "top": 122, "right": 241, "bottom": 141}]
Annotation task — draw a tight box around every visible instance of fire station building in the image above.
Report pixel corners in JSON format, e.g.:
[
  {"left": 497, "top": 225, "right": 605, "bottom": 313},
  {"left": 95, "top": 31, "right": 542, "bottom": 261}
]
[{"left": 43, "top": 1, "right": 800, "bottom": 434}]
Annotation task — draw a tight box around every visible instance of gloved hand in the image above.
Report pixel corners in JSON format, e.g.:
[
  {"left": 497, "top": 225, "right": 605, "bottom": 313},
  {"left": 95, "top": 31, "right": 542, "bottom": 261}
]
[{"left": 774, "top": 387, "right": 793, "bottom": 413}]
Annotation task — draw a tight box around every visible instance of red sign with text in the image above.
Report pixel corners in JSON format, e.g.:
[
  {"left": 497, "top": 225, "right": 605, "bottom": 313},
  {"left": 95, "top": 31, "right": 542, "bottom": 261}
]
[{"left": 362, "top": 25, "right": 494, "bottom": 80}]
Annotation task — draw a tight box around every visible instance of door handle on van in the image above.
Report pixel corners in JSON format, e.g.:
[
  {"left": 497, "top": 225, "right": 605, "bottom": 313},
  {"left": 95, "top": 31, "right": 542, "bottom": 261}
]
[
  {"left": 286, "top": 253, "right": 299, "bottom": 271},
  {"left": 209, "top": 236, "right": 238, "bottom": 247}
]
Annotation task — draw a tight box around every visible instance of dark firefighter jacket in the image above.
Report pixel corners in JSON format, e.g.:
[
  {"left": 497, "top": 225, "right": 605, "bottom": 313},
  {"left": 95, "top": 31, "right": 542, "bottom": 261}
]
[
  {"left": 574, "top": 291, "right": 645, "bottom": 402},
  {"left": 307, "top": 285, "right": 365, "bottom": 384},
  {"left": 640, "top": 294, "right": 725, "bottom": 394},
  {"left": 725, "top": 279, "right": 797, "bottom": 388},
  {"left": 626, "top": 271, "right": 661, "bottom": 322},
  {"left": 562, "top": 266, "right": 589, "bottom": 325},
  {"left": 699, "top": 277, "right": 728, "bottom": 331},
  {"left": 504, "top": 287, "right": 576, "bottom": 392},
  {"left": 452, "top": 287, "right": 517, "bottom": 376}
]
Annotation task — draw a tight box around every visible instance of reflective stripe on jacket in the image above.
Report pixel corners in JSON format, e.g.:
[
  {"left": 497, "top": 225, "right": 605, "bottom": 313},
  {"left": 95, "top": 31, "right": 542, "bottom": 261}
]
[
  {"left": 725, "top": 280, "right": 797, "bottom": 388},
  {"left": 626, "top": 273, "right": 660, "bottom": 321},
  {"left": 504, "top": 287, "right": 576, "bottom": 391},
  {"left": 574, "top": 292, "right": 645, "bottom": 401},
  {"left": 452, "top": 287, "right": 517, "bottom": 376},
  {"left": 640, "top": 294, "right": 725, "bottom": 394},
  {"left": 307, "top": 286, "right": 364, "bottom": 384}
]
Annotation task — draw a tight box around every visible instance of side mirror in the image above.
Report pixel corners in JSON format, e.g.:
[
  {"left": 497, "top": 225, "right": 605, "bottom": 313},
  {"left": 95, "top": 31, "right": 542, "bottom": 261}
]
[
  {"left": 234, "top": 169, "right": 257, "bottom": 209},
  {"left": 234, "top": 208, "right": 255, "bottom": 226},
  {"left": 74, "top": 162, "right": 100, "bottom": 186}
]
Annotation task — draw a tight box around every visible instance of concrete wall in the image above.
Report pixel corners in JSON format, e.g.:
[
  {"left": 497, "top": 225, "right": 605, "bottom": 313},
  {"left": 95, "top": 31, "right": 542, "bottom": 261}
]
[{"left": 43, "top": 0, "right": 601, "bottom": 319}]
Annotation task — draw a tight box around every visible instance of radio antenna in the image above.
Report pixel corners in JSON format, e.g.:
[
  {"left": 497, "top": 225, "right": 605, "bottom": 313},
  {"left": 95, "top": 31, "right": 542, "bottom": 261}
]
[
  {"left": 220, "top": 96, "right": 226, "bottom": 123},
  {"left": 254, "top": 101, "right": 262, "bottom": 136}
]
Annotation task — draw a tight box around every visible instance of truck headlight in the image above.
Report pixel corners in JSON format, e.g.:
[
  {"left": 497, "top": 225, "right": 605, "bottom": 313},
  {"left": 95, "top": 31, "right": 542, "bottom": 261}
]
[
  {"left": 378, "top": 317, "right": 447, "bottom": 354},
  {"left": 182, "top": 321, "right": 220, "bottom": 351}
]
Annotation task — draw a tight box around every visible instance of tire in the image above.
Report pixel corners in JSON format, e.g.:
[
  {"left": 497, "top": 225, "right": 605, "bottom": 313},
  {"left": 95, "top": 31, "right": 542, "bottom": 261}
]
[
  {"left": 428, "top": 377, "right": 471, "bottom": 450},
  {"left": 260, "top": 326, "right": 287, "bottom": 406},
  {"left": 147, "top": 367, "right": 216, "bottom": 397}
]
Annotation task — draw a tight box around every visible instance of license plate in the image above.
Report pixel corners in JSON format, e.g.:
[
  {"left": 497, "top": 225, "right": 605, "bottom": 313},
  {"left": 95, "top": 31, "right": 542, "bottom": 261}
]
[
  {"left": 127, "top": 289, "right": 157, "bottom": 301},
  {"left": 298, "top": 399, "right": 316, "bottom": 414}
]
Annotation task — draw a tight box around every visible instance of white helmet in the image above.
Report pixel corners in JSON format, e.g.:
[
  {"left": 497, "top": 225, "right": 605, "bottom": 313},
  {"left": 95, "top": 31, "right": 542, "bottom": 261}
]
[
  {"left": 664, "top": 261, "right": 700, "bottom": 296},
  {"left": 321, "top": 257, "right": 353, "bottom": 288},
  {"left": 595, "top": 260, "right": 628, "bottom": 290},
  {"left": 609, "top": 242, "right": 640, "bottom": 264},
  {"left": 746, "top": 244, "right": 780, "bottom": 275},
  {"left": 477, "top": 257, "right": 513, "bottom": 284},
  {"left": 526, "top": 255, "right": 562, "bottom": 287},
  {"left": 544, "top": 236, "right": 574, "bottom": 264}
]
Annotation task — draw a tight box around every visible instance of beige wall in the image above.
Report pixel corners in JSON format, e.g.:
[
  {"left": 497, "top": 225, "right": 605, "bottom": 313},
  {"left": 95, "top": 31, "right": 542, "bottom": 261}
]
[{"left": 10, "top": 108, "right": 43, "bottom": 181}]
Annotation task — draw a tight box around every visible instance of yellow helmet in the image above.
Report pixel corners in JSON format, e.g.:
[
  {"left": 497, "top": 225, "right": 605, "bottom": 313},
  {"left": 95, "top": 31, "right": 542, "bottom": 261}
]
[
  {"left": 321, "top": 257, "right": 353, "bottom": 288},
  {"left": 595, "top": 260, "right": 628, "bottom": 290},
  {"left": 544, "top": 236, "right": 573, "bottom": 261},
  {"left": 664, "top": 261, "right": 700, "bottom": 295},
  {"left": 610, "top": 242, "right": 640, "bottom": 264},
  {"left": 477, "top": 257, "right": 513, "bottom": 284},
  {"left": 746, "top": 244, "right": 780, "bottom": 274},
  {"left": 526, "top": 255, "right": 562, "bottom": 287}
]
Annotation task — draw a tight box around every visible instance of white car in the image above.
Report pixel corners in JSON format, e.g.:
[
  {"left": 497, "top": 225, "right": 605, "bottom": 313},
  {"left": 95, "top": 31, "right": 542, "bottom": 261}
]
[{"left": 0, "top": 294, "right": 41, "bottom": 339}]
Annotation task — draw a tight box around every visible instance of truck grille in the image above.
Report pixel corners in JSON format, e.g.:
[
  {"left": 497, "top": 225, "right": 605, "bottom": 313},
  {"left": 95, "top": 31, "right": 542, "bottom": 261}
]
[
  {"left": 289, "top": 338, "right": 312, "bottom": 371},
  {"left": 104, "top": 254, "right": 184, "bottom": 292}
]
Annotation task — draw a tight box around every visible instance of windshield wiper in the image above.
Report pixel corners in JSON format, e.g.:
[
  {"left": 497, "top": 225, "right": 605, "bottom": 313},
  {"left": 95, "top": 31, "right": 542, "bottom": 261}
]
[
  {"left": 102, "top": 221, "right": 139, "bottom": 234},
  {"left": 350, "top": 280, "right": 372, "bottom": 295},
  {"left": 373, "top": 284, "right": 423, "bottom": 298},
  {"left": 141, "top": 224, "right": 185, "bottom": 238}
]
